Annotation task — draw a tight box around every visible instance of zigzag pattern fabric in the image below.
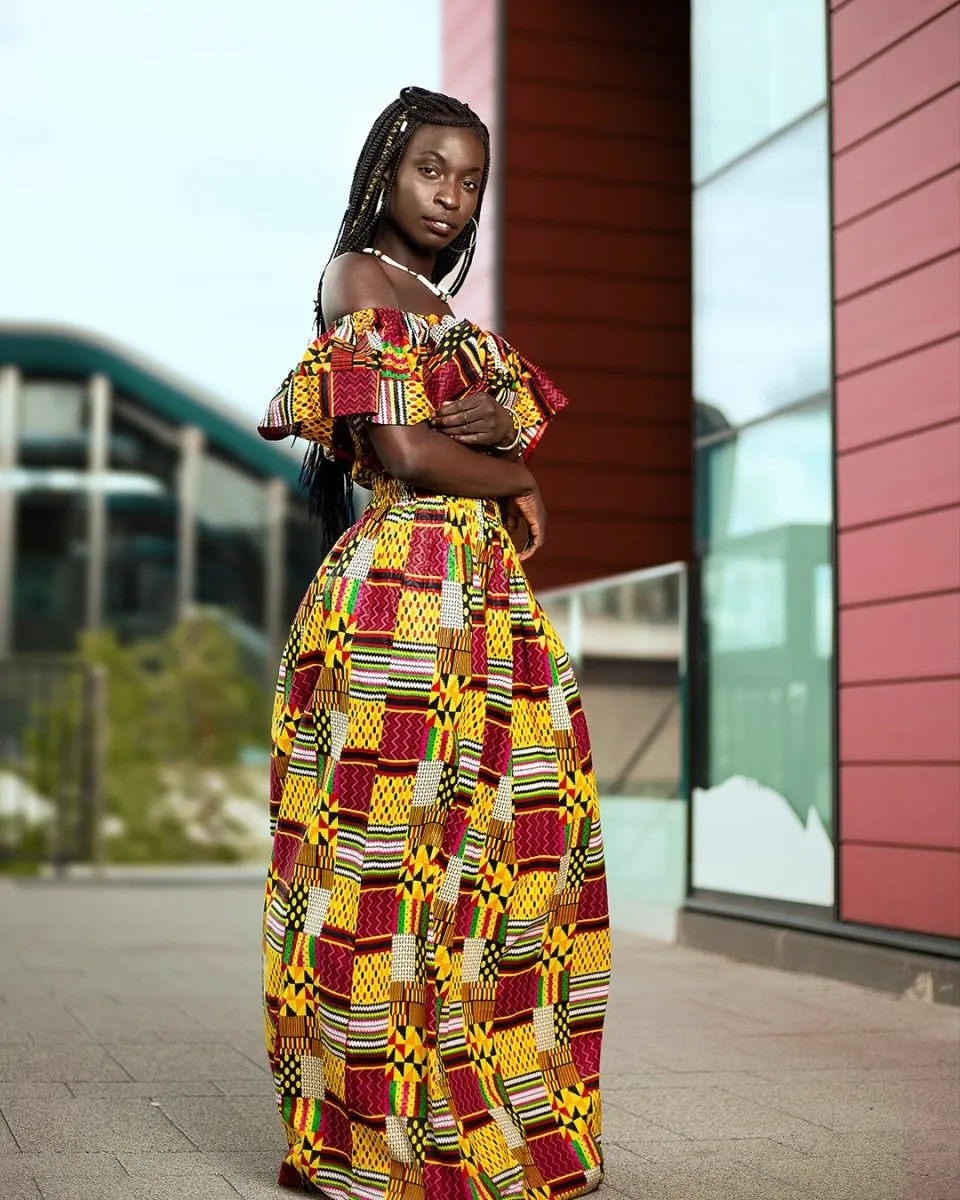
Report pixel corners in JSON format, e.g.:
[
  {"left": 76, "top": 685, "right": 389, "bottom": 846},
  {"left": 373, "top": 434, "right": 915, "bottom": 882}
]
[{"left": 259, "top": 309, "right": 610, "bottom": 1199}]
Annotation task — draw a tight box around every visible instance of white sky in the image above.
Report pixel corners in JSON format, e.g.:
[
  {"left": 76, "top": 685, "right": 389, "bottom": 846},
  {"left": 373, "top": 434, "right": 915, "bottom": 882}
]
[{"left": 0, "top": 0, "right": 440, "bottom": 419}]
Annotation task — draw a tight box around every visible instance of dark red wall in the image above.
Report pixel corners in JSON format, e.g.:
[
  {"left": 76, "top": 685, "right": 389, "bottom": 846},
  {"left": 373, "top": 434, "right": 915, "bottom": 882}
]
[
  {"left": 500, "top": 0, "right": 692, "bottom": 590},
  {"left": 832, "top": 0, "right": 960, "bottom": 939}
]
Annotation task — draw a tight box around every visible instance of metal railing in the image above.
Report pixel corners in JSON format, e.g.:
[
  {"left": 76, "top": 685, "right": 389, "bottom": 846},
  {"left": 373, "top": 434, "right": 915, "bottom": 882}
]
[{"left": 0, "top": 657, "right": 106, "bottom": 871}]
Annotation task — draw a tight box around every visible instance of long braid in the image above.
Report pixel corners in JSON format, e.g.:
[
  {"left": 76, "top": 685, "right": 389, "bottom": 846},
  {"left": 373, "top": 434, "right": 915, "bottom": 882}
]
[{"left": 305, "top": 86, "right": 490, "bottom": 552}]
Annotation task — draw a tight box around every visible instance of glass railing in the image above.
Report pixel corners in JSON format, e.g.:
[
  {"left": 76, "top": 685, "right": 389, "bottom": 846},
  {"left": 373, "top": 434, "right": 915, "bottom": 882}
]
[{"left": 539, "top": 563, "right": 689, "bottom": 938}]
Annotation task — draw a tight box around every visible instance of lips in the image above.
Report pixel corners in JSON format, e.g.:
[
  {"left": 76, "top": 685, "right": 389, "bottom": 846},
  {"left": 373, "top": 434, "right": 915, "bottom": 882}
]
[{"left": 423, "top": 217, "right": 457, "bottom": 238}]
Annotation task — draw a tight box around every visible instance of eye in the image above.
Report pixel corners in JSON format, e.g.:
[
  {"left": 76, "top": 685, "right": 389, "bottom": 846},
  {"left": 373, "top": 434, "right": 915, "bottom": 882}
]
[
  {"left": 418, "top": 165, "right": 439, "bottom": 178},
  {"left": 462, "top": 179, "right": 479, "bottom": 192}
]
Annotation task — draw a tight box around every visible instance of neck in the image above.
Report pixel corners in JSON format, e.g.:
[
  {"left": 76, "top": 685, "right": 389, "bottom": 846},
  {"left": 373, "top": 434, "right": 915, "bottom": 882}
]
[{"left": 371, "top": 224, "right": 437, "bottom": 278}]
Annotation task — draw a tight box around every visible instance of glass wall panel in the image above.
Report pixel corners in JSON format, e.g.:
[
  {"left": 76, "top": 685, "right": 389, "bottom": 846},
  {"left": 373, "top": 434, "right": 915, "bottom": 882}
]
[
  {"left": 196, "top": 450, "right": 267, "bottom": 661},
  {"left": 12, "top": 379, "right": 89, "bottom": 652},
  {"left": 693, "top": 0, "right": 827, "bottom": 181},
  {"left": 104, "top": 406, "right": 180, "bottom": 642},
  {"left": 692, "top": 404, "right": 834, "bottom": 907},
  {"left": 693, "top": 111, "right": 832, "bottom": 428}
]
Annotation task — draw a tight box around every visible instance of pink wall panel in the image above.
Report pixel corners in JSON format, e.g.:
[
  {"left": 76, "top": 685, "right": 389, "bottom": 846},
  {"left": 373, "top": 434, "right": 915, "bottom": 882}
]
[
  {"left": 841, "top": 845, "right": 960, "bottom": 938},
  {"left": 841, "top": 765, "right": 960, "bottom": 850},
  {"left": 835, "top": 337, "right": 960, "bottom": 451},
  {"left": 839, "top": 508, "right": 960, "bottom": 605},
  {"left": 832, "top": 87, "right": 960, "bottom": 224},
  {"left": 834, "top": 253, "right": 960, "bottom": 376},
  {"left": 841, "top": 680, "right": 960, "bottom": 764},
  {"left": 441, "top": 0, "right": 500, "bottom": 332},
  {"left": 831, "top": 6, "right": 960, "bottom": 151},
  {"left": 832, "top": 0, "right": 958, "bottom": 79},
  {"left": 834, "top": 170, "right": 960, "bottom": 299},
  {"left": 832, "top": 0, "right": 960, "bottom": 940},
  {"left": 837, "top": 420, "right": 960, "bottom": 528},
  {"left": 839, "top": 593, "right": 960, "bottom": 683}
]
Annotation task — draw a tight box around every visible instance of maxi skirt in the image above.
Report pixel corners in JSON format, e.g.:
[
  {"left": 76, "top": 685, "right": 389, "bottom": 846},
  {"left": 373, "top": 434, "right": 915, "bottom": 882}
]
[{"left": 263, "top": 479, "right": 610, "bottom": 1200}]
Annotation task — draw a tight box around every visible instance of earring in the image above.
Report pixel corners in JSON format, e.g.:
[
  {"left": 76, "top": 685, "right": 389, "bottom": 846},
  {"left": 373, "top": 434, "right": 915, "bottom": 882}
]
[{"left": 463, "top": 216, "right": 479, "bottom": 255}]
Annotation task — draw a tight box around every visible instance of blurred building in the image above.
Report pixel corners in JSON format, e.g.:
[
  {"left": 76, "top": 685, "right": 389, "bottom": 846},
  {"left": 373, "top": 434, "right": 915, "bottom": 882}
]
[
  {"left": 0, "top": 324, "right": 321, "bottom": 676},
  {"left": 444, "top": 0, "right": 960, "bottom": 977}
]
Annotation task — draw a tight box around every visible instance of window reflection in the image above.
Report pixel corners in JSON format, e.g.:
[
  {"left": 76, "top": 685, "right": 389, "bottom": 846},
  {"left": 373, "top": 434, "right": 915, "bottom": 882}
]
[
  {"left": 196, "top": 451, "right": 267, "bottom": 656},
  {"left": 693, "top": 112, "right": 832, "bottom": 428},
  {"left": 17, "top": 379, "right": 88, "bottom": 469},
  {"left": 693, "top": 0, "right": 827, "bottom": 181},
  {"left": 694, "top": 405, "right": 834, "bottom": 869}
]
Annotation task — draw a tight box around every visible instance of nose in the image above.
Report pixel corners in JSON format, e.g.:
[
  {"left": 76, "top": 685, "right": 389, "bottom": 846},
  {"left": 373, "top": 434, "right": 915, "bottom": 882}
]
[{"left": 433, "top": 181, "right": 460, "bottom": 212}]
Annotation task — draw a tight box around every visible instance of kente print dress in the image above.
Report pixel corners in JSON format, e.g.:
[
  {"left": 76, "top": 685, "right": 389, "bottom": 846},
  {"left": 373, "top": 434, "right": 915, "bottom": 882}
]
[{"left": 258, "top": 307, "right": 610, "bottom": 1200}]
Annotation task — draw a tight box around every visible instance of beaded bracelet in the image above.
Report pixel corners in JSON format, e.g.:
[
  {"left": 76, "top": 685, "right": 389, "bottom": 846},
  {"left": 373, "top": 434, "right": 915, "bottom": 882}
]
[{"left": 495, "top": 409, "right": 522, "bottom": 452}]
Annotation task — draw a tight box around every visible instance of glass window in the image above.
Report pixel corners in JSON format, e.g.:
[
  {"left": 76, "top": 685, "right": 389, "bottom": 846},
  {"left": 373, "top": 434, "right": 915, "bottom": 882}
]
[
  {"left": 104, "top": 407, "right": 180, "bottom": 642},
  {"left": 693, "top": 0, "right": 827, "bottom": 181},
  {"left": 283, "top": 495, "right": 323, "bottom": 628},
  {"left": 12, "top": 379, "right": 89, "bottom": 651},
  {"left": 17, "top": 378, "right": 88, "bottom": 469},
  {"left": 196, "top": 451, "right": 267, "bottom": 653},
  {"left": 13, "top": 493, "right": 87, "bottom": 653},
  {"left": 693, "top": 111, "right": 832, "bottom": 429},
  {"left": 691, "top": 404, "right": 834, "bottom": 907}
]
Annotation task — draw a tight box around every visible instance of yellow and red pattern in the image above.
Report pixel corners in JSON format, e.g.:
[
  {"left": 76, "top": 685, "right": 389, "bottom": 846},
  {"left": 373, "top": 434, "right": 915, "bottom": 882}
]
[{"left": 260, "top": 309, "right": 609, "bottom": 1199}]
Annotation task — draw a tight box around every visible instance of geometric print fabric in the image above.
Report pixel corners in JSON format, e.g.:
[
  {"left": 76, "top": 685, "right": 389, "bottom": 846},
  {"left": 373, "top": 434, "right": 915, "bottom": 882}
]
[{"left": 260, "top": 310, "right": 609, "bottom": 1198}]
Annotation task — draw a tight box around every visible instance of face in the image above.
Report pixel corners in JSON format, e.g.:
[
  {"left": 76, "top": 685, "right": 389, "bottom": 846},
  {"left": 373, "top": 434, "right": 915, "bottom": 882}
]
[{"left": 385, "top": 124, "right": 485, "bottom": 252}]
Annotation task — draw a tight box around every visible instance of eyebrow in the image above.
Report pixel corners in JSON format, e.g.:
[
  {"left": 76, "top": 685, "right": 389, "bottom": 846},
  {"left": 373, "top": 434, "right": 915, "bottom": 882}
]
[{"left": 414, "top": 149, "right": 484, "bottom": 173}]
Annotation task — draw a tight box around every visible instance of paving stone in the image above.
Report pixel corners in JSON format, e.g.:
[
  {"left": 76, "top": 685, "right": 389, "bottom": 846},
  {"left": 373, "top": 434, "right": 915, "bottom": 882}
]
[
  {"left": 12, "top": 1153, "right": 126, "bottom": 1181},
  {"left": 103, "top": 1041, "right": 265, "bottom": 1082},
  {"left": 156, "top": 1095, "right": 287, "bottom": 1153},
  {"left": 117, "top": 1150, "right": 280, "bottom": 1177},
  {"left": 3, "top": 877, "right": 959, "bottom": 1198},
  {"left": 0, "top": 1044, "right": 129, "bottom": 1083},
  {"left": 2, "top": 1095, "right": 196, "bottom": 1153},
  {"left": 0, "top": 1163, "right": 42, "bottom": 1198},
  {"left": 68, "top": 1081, "right": 222, "bottom": 1098},
  {"left": 66, "top": 1003, "right": 209, "bottom": 1039},
  {"left": 609, "top": 1085, "right": 833, "bottom": 1145},
  {"left": 36, "top": 1176, "right": 241, "bottom": 1200},
  {"left": 718, "top": 1075, "right": 960, "bottom": 1135},
  {"left": 212, "top": 1076, "right": 275, "bottom": 1096}
]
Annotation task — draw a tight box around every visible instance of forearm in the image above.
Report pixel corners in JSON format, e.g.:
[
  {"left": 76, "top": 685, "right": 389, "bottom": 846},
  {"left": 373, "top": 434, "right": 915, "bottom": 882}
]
[{"left": 369, "top": 422, "right": 534, "bottom": 498}]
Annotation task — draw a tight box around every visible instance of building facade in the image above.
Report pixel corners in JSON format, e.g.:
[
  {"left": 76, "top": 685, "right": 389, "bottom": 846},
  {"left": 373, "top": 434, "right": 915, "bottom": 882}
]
[
  {"left": 442, "top": 0, "right": 959, "bottom": 964},
  {"left": 0, "top": 324, "right": 321, "bottom": 677}
]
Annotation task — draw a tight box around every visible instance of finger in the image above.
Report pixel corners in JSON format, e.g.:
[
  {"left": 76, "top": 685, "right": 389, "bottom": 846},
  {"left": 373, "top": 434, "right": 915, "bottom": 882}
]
[
  {"left": 519, "top": 518, "right": 544, "bottom": 561},
  {"left": 450, "top": 432, "right": 492, "bottom": 445},
  {"left": 436, "top": 397, "right": 480, "bottom": 424},
  {"left": 436, "top": 409, "right": 478, "bottom": 431}
]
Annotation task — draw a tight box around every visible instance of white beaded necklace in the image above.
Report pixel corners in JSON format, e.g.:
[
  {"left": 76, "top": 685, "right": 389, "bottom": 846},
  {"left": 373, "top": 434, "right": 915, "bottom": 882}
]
[{"left": 362, "top": 247, "right": 452, "bottom": 305}]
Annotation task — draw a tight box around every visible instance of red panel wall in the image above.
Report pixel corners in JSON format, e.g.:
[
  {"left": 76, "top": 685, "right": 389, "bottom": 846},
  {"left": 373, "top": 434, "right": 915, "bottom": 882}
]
[
  {"left": 832, "top": 0, "right": 960, "bottom": 940},
  {"left": 500, "top": 0, "right": 692, "bottom": 589}
]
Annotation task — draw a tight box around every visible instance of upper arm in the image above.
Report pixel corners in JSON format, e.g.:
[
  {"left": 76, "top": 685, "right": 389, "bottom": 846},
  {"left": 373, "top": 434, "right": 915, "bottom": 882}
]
[{"left": 322, "top": 253, "right": 399, "bottom": 324}]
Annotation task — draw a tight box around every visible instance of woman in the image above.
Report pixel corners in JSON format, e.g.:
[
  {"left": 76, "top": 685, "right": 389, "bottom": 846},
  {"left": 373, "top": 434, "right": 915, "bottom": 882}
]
[{"left": 259, "top": 86, "right": 609, "bottom": 1200}]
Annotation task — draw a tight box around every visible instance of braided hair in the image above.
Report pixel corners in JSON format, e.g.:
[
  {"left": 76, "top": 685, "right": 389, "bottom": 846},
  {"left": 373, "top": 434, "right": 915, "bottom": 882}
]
[{"left": 302, "top": 86, "right": 491, "bottom": 552}]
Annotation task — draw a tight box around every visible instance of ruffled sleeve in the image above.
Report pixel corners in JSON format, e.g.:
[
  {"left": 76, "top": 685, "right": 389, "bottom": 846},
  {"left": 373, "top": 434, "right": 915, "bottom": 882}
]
[
  {"left": 484, "top": 336, "right": 570, "bottom": 461},
  {"left": 257, "top": 308, "right": 434, "bottom": 450}
]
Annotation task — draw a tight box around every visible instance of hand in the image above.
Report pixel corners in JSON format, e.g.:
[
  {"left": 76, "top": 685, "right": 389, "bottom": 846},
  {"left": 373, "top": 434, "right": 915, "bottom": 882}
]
[
  {"left": 434, "top": 391, "right": 514, "bottom": 448},
  {"left": 504, "top": 485, "right": 546, "bottom": 561}
]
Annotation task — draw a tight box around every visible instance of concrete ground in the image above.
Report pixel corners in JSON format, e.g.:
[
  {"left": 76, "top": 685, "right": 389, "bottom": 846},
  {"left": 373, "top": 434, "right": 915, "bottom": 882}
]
[{"left": 0, "top": 873, "right": 957, "bottom": 1200}]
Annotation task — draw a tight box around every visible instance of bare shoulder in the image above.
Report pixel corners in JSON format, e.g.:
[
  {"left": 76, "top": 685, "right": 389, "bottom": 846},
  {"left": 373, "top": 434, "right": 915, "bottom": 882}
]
[{"left": 321, "top": 253, "right": 399, "bottom": 324}]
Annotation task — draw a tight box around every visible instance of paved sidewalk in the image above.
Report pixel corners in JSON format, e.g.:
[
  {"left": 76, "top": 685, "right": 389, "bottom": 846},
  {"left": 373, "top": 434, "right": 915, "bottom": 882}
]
[{"left": 0, "top": 875, "right": 957, "bottom": 1200}]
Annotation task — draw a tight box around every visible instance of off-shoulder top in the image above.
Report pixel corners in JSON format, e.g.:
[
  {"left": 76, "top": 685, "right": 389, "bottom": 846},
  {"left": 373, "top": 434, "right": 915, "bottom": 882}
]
[{"left": 257, "top": 307, "right": 568, "bottom": 489}]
